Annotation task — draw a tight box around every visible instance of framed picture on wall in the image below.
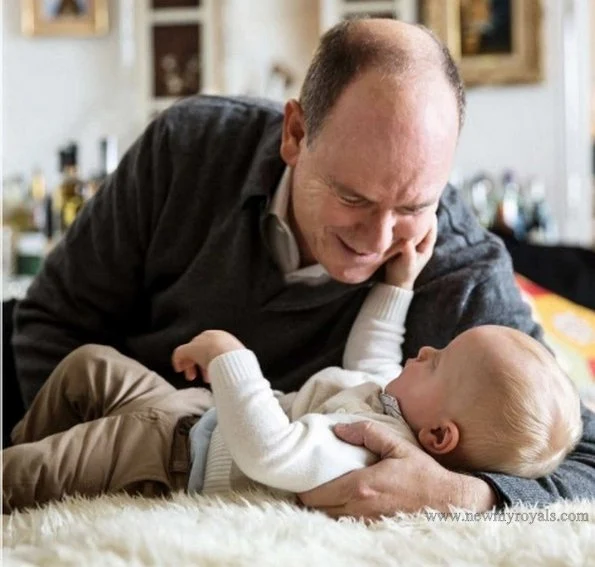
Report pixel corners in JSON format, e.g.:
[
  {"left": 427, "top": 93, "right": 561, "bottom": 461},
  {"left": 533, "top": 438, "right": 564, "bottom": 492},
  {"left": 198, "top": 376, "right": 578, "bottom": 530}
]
[
  {"left": 421, "top": 0, "right": 543, "bottom": 86},
  {"left": 152, "top": 24, "right": 202, "bottom": 98},
  {"left": 21, "top": 0, "right": 109, "bottom": 37},
  {"left": 151, "top": 0, "right": 200, "bottom": 7}
]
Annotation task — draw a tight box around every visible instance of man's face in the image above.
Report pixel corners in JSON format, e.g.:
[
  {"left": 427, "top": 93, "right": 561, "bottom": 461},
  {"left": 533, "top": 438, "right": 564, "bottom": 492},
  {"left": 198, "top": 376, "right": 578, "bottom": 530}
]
[{"left": 281, "top": 70, "right": 459, "bottom": 284}]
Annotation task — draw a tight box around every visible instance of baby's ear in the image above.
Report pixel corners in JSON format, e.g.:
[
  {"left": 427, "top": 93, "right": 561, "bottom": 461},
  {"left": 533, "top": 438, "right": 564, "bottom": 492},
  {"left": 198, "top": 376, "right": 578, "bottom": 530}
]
[{"left": 418, "top": 421, "right": 459, "bottom": 455}]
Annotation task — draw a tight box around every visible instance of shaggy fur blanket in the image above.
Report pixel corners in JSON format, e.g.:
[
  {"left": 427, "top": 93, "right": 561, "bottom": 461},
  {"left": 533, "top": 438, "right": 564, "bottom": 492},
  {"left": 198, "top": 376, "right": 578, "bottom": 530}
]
[{"left": 2, "top": 491, "right": 594, "bottom": 566}]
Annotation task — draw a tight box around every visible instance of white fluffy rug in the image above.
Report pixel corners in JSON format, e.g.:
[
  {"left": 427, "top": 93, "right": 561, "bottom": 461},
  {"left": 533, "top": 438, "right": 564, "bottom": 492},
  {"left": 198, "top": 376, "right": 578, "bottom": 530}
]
[{"left": 3, "top": 491, "right": 595, "bottom": 566}]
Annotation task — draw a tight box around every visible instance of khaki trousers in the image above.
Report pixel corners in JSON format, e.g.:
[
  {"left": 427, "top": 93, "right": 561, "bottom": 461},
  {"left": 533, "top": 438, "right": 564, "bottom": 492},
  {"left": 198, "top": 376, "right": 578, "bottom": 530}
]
[{"left": 3, "top": 344, "right": 212, "bottom": 513}]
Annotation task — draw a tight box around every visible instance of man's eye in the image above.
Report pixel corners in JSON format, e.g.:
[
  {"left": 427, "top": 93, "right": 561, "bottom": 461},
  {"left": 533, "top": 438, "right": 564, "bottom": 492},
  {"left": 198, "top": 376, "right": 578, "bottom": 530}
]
[
  {"left": 402, "top": 208, "right": 424, "bottom": 216},
  {"left": 338, "top": 193, "right": 365, "bottom": 206}
]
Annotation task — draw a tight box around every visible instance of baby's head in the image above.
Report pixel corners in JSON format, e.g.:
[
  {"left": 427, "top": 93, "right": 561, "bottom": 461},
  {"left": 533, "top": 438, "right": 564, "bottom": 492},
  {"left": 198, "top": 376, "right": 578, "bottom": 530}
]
[{"left": 385, "top": 325, "right": 583, "bottom": 478}]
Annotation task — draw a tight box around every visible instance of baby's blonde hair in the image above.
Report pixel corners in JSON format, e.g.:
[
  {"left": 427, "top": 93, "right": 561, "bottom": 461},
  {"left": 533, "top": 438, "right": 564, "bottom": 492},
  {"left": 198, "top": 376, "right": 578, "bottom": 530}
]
[{"left": 449, "top": 327, "right": 582, "bottom": 479}]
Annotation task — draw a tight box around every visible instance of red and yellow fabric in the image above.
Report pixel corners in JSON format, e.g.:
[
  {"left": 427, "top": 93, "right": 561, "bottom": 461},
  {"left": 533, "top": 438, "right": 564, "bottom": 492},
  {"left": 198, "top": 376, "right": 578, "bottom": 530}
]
[{"left": 515, "top": 275, "right": 595, "bottom": 405}]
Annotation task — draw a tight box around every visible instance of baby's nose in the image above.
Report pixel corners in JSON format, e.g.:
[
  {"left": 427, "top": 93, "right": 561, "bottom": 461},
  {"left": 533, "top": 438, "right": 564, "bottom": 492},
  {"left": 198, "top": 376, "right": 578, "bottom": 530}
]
[{"left": 418, "top": 346, "right": 433, "bottom": 360}]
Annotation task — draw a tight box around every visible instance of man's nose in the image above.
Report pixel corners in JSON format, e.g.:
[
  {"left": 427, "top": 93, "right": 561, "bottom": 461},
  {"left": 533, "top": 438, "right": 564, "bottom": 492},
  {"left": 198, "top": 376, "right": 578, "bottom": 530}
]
[{"left": 360, "top": 209, "right": 399, "bottom": 254}]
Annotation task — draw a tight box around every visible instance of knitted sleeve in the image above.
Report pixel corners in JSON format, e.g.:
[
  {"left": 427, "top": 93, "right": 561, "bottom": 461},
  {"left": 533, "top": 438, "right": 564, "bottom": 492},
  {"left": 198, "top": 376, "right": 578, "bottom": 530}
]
[
  {"left": 207, "top": 350, "right": 377, "bottom": 492},
  {"left": 342, "top": 283, "right": 413, "bottom": 381}
]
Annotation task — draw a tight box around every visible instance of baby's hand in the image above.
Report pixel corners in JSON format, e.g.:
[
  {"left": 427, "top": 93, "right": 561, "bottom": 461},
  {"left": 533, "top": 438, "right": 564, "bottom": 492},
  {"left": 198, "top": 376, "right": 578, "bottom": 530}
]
[
  {"left": 384, "top": 215, "right": 437, "bottom": 290},
  {"left": 172, "top": 330, "right": 246, "bottom": 383}
]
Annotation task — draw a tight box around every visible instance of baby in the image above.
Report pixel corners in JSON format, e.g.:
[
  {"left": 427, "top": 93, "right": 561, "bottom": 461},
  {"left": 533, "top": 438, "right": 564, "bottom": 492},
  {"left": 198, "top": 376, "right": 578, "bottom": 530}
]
[
  {"left": 173, "top": 226, "right": 583, "bottom": 495},
  {"left": 175, "top": 326, "right": 583, "bottom": 495}
]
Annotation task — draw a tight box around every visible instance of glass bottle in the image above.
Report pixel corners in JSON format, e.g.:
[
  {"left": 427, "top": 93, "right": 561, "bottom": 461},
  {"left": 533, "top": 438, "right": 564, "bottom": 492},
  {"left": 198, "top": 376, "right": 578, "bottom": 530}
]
[
  {"left": 85, "top": 136, "right": 118, "bottom": 200},
  {"left": 58, "top": 144, "right": 85, "bottom": 232}
]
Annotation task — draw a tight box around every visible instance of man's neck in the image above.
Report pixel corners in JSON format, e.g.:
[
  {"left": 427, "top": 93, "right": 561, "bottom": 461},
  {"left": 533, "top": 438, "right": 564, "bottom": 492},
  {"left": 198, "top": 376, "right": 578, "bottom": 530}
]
[{"left": 286, "top": 195, "right": 316, "bottom": 268}]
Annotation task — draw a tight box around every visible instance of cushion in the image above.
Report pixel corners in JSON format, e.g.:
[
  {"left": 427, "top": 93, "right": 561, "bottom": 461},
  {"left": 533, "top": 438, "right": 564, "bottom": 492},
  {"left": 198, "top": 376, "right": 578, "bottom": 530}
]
[{"left": 516, "top": 274, "right": 595, "bottom": 409}]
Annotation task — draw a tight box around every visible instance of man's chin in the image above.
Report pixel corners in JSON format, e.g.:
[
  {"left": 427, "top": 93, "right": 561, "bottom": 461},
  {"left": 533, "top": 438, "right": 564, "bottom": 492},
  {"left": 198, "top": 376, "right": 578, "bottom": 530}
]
[{"left": 325, "top": 263, "right": 379, "bottom": 285}]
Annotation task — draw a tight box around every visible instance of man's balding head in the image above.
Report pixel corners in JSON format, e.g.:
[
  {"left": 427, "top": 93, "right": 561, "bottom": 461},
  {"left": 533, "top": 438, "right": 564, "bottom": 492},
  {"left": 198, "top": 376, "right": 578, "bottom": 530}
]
[
  {"left": 300, "top": 18, "right": 465, "bottom": 143},
  {"left": 282, "top": 18, "right": 461, "bottom": 284}
]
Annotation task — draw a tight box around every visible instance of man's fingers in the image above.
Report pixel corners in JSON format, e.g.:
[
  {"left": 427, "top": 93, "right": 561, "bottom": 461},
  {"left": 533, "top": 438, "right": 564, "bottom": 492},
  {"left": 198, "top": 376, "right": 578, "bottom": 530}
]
[
  {"left": 304, "top": 498, "right": 380, "bottom": 523},
  {"left": 311, "top": 505, "right": 348, "bottom": 520},
  {"left": 333, "top": 421, "right": 412, "bottom": 460},
  {"left": 298, "top": 471, "right": 354, "bottom": 508}
]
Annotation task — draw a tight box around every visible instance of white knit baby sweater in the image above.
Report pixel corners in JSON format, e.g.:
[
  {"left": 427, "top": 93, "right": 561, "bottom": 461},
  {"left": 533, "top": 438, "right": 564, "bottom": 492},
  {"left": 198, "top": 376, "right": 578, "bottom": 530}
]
[{"left": 200, "top": 284, "right": 418, "bottom": 494}]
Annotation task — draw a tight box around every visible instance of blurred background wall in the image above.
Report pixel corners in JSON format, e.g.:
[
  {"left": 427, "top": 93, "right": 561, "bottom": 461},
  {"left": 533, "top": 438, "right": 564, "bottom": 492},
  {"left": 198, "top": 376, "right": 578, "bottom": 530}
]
[{"left": 2, "top": 0, "right": 593, "bottom": 246}]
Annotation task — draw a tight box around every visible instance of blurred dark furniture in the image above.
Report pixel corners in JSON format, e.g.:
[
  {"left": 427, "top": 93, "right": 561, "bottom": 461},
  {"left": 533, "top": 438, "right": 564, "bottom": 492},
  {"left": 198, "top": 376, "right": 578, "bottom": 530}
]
[
  {"left": 495, "top": 231, "right": 595, "bottom": 311},
  {"left": 3, "top": 299, "right": 25, "bottom": 448}
]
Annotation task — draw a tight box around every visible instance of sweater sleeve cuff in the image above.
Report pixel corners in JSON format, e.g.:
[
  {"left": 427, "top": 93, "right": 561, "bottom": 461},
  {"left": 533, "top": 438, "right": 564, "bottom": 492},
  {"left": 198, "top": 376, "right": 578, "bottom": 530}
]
[
  {"left": 208, "top": 349, "right": 265, "bottom": 388},
  {"left": 359, "top": 283, "right": 414, "bottom": 321}
]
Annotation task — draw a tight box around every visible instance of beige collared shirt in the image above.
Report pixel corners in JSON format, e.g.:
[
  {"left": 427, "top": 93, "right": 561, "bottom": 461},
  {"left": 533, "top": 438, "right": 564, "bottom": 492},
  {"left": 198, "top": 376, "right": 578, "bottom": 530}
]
[{"left": 266, "top": 168, "right": 330, "bottom": 286}]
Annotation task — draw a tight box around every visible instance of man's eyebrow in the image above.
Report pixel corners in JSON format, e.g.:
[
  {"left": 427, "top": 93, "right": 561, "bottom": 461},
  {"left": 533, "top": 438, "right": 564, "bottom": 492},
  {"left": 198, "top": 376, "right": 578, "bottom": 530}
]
[
  {"left": 399, "top": 200, "right": 436, "bottom": 212},
  {"left": 329, "top": 177, "right": 437, "bottom": 210},
  {"left": 328, "top": 178, "right": 370, "bottom": 200}
]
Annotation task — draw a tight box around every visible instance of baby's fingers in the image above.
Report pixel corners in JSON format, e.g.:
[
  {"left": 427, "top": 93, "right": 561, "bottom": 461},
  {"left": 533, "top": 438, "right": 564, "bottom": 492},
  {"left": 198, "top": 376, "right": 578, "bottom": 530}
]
[
  {"left": 173, "top": 357, "right": 198, "bottom": 381},
  {"left": 172, "top": 346, "right": 198, "bottom": 379},
  {"left": 399, "top": 239, "right": 416, "bottom": 264},
  {"left": 184, "top": 365, "right": 198, "bottom": 382},
  {"left": 416, "top": 215, "right": 438, "bottom": 254}
]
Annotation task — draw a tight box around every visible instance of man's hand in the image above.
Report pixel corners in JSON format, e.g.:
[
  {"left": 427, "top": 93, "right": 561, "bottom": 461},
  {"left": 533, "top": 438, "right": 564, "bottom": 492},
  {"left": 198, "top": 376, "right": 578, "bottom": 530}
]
[
  {"left": 172, "top": 330, "right": 246, "bottom": 382},
  {"left": 298, "top": 421, "right": 498, "bottom": 520},
  {"left": 385, "top": 215, "right": 438, "bottom": 289}
]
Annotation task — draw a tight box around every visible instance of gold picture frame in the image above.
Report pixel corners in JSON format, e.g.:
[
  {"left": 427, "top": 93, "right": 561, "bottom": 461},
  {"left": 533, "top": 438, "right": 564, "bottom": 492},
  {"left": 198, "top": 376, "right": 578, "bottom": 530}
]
[
  {"left": 21, "top": 0, "right": 109, "bottom": 37},
  {"left": 421, "top": 0, "right": 543, "bottom": 86}
]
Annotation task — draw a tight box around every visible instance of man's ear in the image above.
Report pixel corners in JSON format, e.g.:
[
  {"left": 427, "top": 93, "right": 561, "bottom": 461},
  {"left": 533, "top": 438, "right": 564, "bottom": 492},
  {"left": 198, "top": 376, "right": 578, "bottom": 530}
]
[
  {"left": 280, "top": 99, "right": 306, "bottom": 167},
  {"left": 417, "top": 421, "right": 460, "bottom": 455}
]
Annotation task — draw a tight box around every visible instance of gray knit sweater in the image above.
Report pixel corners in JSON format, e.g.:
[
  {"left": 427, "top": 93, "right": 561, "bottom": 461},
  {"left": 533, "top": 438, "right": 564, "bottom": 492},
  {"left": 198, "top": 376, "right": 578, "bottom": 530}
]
[{"left": 13, "top": 95, "right": 595, "bottom": 506}]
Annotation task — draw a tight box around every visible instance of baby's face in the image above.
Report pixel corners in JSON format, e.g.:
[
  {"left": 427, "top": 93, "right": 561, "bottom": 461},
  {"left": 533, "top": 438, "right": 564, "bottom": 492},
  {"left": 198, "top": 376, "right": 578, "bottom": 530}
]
[{"left": 384, "top": 330, "right": 484, "bottom": 432}]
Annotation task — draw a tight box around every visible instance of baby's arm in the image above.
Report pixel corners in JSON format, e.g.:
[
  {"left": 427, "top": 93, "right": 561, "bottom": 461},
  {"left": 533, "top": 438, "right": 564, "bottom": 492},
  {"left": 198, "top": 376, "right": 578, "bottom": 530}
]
[
  {"left": 173, "top": 334, "right": 375, "bottom": 492},
  {"left": 343, "top": 216, "right": 437, "bottom": 379},
  {"left": 208, "top": 351, "right": 375, "bottom": 492},
  {"left": 342, "top": 285, "right": 413, "bottom": 379}
]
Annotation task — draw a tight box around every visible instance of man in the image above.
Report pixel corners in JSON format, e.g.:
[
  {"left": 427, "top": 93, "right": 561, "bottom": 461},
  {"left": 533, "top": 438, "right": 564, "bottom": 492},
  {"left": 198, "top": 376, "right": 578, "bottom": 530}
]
[{"left": 12, "top": 19, "right": 595, "bottom": 518}]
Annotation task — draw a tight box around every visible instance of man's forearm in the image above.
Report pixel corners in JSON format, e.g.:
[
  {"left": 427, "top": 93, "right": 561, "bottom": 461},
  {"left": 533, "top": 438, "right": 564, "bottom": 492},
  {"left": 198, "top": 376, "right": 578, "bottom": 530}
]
[
  {"left": 13, "top": 291, "right": 89, "bottom": 406},
  {"left": 457, "top": 475, "right": 499, "bottom": 511}
]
